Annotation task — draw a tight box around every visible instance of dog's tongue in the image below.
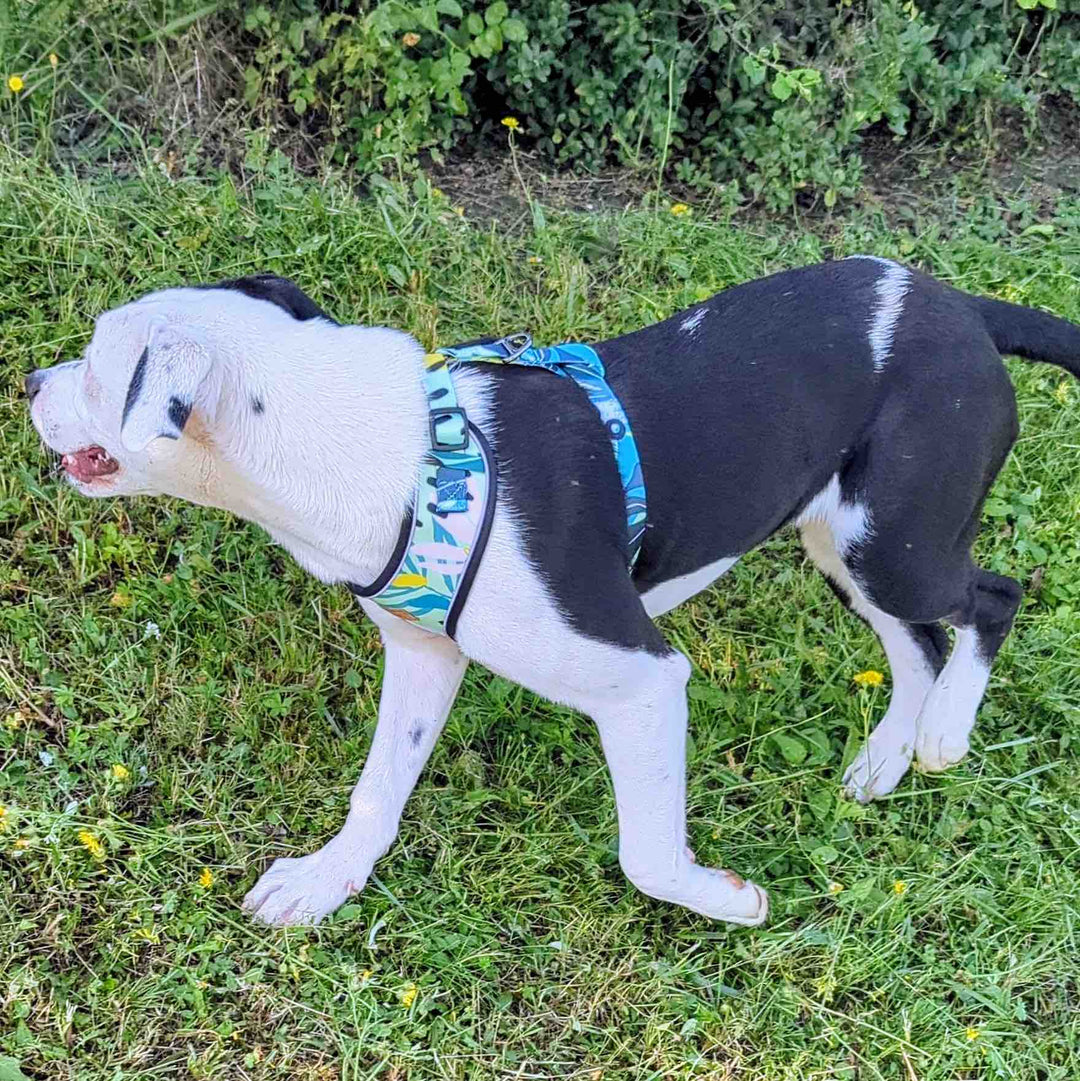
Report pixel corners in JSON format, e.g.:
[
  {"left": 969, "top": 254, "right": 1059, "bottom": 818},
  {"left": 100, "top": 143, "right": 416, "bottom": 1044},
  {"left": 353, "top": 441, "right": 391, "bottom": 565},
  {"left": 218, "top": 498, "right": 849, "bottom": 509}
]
[{"left": 61, "top": 446, "right": 118, "bottom": 482}]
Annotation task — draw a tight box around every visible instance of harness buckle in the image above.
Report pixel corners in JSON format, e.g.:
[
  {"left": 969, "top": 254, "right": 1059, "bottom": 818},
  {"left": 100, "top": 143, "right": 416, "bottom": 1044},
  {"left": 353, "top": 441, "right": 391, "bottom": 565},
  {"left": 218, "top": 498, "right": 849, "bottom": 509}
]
[
  {"left": 429, "top": 406, "right": 469, "bottom": 452},
  {"left": 494, "top": 332, "right": 532, "bottom": 361}
]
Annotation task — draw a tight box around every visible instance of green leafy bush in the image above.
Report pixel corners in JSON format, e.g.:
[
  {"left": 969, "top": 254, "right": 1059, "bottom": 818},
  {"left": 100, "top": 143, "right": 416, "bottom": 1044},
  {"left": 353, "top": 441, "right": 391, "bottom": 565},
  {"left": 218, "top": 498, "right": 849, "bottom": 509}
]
[
  {"left": 5, "top": 1, "right": 1080, "bottom": 207},
  {"left": 235, "top": 0, "right": 1080, "bottom": 206}
]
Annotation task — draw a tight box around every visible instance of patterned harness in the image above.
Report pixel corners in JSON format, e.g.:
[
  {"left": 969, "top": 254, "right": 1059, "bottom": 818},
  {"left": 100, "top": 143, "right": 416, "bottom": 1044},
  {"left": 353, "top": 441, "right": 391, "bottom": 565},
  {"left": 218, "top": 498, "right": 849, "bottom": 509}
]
[{"left": 351, "top": 333, "right": 646, "bottom": 638}]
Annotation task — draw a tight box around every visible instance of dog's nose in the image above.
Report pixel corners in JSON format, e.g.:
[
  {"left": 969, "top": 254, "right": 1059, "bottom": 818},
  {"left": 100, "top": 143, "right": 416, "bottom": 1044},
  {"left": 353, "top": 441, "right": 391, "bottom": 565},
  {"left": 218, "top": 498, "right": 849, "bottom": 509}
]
[{"left": 24, "top": 369, "right": 47, "bottom": 404}]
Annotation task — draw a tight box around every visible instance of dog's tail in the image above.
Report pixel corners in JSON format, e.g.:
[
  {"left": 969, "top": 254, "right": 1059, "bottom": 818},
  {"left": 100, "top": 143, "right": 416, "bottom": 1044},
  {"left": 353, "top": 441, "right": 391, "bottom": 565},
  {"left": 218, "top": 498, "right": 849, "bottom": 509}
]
[{"left": 973, "top": 294, "right": 1080, "bottom": 379}]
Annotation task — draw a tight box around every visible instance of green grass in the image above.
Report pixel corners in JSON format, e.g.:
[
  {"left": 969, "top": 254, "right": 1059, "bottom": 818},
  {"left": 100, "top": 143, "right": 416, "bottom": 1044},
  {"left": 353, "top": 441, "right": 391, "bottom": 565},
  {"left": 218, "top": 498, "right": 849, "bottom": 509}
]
[{"left": 1, "top": 144, "right": 1080, "bottom": 1080}]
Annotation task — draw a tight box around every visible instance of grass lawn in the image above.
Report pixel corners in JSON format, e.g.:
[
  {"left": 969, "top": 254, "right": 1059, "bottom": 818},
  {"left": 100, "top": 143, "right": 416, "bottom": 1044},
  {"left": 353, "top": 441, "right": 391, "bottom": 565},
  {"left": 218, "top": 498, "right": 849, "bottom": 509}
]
[{"left": 1, "top": 144, "right": 1079, "bottom": 1080}]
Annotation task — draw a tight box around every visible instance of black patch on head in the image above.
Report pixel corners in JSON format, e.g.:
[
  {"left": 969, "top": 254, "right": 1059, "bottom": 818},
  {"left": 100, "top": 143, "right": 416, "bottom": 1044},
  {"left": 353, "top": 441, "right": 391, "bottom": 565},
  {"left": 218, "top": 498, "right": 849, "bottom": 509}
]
[
  {"left": 252, "top": 397, "right": 265, "bottom": 415},
  {"left": 201, "top": 274, "right": 339, "bottom": 324},
  {"left": 122, "top": 346, "right": 150, "bottom": 427},
  {"left": 167, "top": 396, "right": 192, "bottom": 432}
]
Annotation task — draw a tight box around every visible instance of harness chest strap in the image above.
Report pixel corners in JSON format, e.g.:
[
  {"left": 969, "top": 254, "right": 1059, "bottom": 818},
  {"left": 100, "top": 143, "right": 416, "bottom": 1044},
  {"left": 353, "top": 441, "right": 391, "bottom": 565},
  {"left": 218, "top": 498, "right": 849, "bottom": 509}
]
[{"left": 350, "top": 333, "right": 646, "bottom": 638}]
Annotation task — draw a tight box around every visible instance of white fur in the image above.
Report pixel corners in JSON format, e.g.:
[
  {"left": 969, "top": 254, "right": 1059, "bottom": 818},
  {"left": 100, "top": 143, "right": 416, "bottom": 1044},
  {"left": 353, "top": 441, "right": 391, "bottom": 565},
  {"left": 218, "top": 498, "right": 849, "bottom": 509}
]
[
  {"left": 641, "top": 555, "right": 740, "bottom": 618},
  {"left": 680, "top": 308, "right": 708, "bottom": 336},
  {"left": 800, "top": 517, "right": 938, "bottom": 801},
  {"left": 589, "top": 650, "right": 766, "bottom": 924},
  {"left": 29, "top": 288, "right": 424, "bottom": 585},
  {"left": 29, "top": 294, "right": 768, "bottom": 928},
  {"left": 914, "top": 626, "right": 989, "bottom": 772},
  {"left": 868, "top": 262, "right": 910, "bottom": 373},
  {"left": 243, "top": 621, "right": 468, "bottom": 925},
  {"left": 796, "top": 474, "right": 871, "bottom": 554}
]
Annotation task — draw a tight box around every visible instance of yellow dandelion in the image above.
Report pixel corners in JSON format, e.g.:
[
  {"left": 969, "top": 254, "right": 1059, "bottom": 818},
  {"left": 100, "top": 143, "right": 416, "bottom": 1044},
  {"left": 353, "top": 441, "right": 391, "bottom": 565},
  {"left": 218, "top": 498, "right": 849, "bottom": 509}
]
[
  {"left": 361, "top": 969, "right": 373, "bottom": 981},
  {"left": 402, "top": 32, "right": 420, "bottom": 47},
  {"left": 78, "top": 829, "right": 106, "bottom": 861},
  {"left": 670, "top": 203, "right": 690, "bottom": 216},
  {"left": 13, "top": 837, "right": 30, "bottom": 850},
  {"left": 49, "top": 54, "right": 59, "bottom": 69},
  {"left": 8, "top": 75, "right": 24, "bottom": 93},
  {"left": 110, "top": 591, "right": 132, "bottom": 608},
  {"left": 893, "top": 879, "right": 908, "bottom": 895},
  {"left": 828, "top": 881, "right": 844, "bottom": 894},
  {"left": 853, "top": 669, "right": 884, "bottom": 687},
  {"left": 199, "top": 867, "right": 214, "bottom": 889},
  {"left": 111, "top": 763, "right": 131, "bottom": 781},
  {"left": 965, "top": 1027, "right": 980, "bottom": 1042},
  {"left": 501, "top": 116, "right": 520, "bottom": 131},
  {"left": 400, "top": 983, "right": 418, "bottom": 1008}
]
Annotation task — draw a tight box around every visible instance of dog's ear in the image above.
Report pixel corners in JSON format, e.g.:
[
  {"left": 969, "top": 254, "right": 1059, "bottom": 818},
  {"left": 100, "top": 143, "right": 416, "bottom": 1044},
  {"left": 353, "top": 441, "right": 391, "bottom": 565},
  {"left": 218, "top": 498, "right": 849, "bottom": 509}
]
[{"left": 120, "top": 318, "right": 216, "bottom": 453}]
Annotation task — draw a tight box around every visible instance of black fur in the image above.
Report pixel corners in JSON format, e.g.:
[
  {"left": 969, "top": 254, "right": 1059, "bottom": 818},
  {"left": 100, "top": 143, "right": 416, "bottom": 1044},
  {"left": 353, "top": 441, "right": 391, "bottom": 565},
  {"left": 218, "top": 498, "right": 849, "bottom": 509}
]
[
  {"left": 486, "top": 366, "right": 671, "bottom": 654},
  {"left": 204, "top": 274, "right": 338, "bottom": 324},
  {"left": 122, "top": 346, "right": 150, "bottom": 427},
  {"left": 252, "top": 397, "right": 265, "bottom": 415},
  {"left": 465, "top": 257, "right": 1078, "bottom": 653},
  {"left": 167, "top": 396, "right": 192, "bottom": 433},
  {"left": 975, "top": 294, "right": 1080, "bottom": 376}
]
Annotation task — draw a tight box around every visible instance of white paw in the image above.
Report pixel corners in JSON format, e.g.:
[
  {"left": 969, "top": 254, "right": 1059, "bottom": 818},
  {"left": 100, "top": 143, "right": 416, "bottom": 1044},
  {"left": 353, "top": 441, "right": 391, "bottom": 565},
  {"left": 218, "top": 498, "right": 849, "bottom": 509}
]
[
  {"left": 696, "top": 869, "right": 769, "bottom": 927},
  {"left": 843, "top": 732, "right": 914, "bottom": 802},
  {"left": 242, "top": 847, "right": 367, "bottom": 926},
  {"left": 632, "top": 862, "right": 769, "bottom": 926},
  {"left": 914, "top": 729, "right": 970, "bottom": 773}
]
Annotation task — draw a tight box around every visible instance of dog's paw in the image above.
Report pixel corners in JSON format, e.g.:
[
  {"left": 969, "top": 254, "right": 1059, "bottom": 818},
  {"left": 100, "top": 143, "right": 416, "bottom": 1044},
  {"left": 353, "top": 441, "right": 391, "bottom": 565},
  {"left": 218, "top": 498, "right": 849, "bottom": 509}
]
[
  {"left": 842, "top": 731, "right": 914, "bottom": 802},
  {"left": 693, "top": 868, "right": 769, "bottom": 926},
  {"left": 242, "top": 849, "right": 366, "bottom": 927},
  {"left": 639, "top": 863, "right": 768, "bottom": 926},
  {"left": 914, "top": 729, "right": 970, "bottom": 773}
]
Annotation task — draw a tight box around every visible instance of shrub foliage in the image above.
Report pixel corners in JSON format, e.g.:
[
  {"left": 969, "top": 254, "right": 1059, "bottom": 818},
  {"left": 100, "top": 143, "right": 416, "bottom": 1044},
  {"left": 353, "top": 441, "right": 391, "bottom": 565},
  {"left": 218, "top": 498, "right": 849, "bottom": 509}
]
[{"left": 3, "top": 0, "right": 1080, "bottom": 205}]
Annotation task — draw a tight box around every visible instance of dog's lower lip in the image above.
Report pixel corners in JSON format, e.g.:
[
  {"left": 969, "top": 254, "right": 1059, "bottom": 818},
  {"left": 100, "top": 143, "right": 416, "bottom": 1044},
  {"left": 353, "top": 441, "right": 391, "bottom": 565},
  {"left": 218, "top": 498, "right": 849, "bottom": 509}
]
[{"left": 60, "top": 445, "right": 119, "bottom": 482}]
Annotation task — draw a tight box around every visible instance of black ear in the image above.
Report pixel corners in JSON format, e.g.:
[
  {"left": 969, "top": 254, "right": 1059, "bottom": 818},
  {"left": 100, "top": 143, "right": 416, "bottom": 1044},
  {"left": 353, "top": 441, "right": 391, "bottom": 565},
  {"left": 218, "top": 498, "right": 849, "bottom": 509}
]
[
  {"left": 121, "top": 318, "right": 214, "bottom": 452},
  {"left": 206, "top": 274, "right": 339, "bottom": 324}
]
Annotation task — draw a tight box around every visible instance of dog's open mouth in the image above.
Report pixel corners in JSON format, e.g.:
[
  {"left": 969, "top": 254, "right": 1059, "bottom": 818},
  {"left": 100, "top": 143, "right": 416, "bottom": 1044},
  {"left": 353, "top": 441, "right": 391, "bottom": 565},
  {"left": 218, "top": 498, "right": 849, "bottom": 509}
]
[{"left": 60, "top": 445, "right": 119, "bottom": 483}]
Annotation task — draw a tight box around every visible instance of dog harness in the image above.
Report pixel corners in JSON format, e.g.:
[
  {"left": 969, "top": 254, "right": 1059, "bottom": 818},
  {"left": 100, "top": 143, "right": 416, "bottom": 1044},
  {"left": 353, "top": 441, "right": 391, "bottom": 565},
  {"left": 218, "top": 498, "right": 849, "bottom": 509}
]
[{"left": 350, "top": 333, "right": 646, "bottom": 638}]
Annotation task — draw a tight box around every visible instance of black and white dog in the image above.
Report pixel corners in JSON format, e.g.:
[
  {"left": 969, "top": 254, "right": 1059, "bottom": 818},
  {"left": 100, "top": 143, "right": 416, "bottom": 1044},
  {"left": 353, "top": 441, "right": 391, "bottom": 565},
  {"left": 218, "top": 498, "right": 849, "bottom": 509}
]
[{"left": 25, "top": 257, "right": 1080, "bottom": 927}]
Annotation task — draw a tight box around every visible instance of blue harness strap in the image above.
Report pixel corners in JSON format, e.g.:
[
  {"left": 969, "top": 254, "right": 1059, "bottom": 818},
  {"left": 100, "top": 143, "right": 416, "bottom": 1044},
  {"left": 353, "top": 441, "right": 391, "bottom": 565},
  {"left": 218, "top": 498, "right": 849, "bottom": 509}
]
[{"left": 351, "top": 333, "right": 647, "bottom": 638}]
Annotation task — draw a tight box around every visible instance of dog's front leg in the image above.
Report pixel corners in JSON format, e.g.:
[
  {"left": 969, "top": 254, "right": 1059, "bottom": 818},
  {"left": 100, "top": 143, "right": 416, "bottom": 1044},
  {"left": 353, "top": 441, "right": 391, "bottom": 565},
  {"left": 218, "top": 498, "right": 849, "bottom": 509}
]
[
  {"left": 243, "top": 623, "right": 467, "bottom": 926},
  {"left": 589, "top": 651, "right": 769, "bottom": 926}
]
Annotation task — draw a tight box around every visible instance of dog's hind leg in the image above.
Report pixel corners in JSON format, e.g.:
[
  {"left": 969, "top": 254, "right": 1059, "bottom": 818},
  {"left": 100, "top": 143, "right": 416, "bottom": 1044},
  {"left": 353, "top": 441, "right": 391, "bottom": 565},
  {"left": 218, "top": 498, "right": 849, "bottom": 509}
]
[
  {"left": 800, "top": 516, "right": 948, "bottom": 802},
  {"left": 913, "top": 570, "right": 1022, "bottom": 772},
  {"left": 825, "top": 400, "right": 1022, "bottom": 789}
]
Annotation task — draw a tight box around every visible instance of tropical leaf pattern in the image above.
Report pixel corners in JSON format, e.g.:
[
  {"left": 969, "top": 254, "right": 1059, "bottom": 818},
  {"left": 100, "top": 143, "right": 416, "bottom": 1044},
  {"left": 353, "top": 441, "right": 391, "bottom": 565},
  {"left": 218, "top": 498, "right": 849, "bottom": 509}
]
[
  {"left": 442, "top": 337, "right": 646, "bottom": 569},
  {"left": 368, "top": 335, "right": 647, "bottom": 637}
]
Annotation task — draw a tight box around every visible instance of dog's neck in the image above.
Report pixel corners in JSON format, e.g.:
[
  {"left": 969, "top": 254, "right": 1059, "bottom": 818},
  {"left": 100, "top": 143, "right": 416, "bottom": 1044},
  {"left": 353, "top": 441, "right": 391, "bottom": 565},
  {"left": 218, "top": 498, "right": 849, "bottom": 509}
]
[{"left": 171, "top": 324, "right": 428, "bottom": 586}]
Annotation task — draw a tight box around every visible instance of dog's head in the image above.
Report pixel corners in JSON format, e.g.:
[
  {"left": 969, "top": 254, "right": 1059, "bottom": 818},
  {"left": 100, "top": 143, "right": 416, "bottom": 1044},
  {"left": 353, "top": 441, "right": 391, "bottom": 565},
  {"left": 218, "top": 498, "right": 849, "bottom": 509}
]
[{"left": 26, "top": 275, "right": 336, "bottom": 500}]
